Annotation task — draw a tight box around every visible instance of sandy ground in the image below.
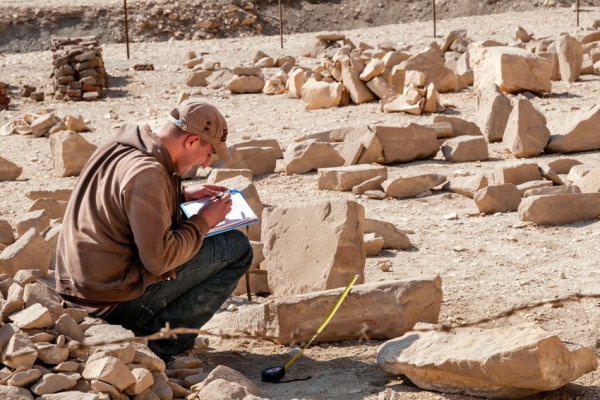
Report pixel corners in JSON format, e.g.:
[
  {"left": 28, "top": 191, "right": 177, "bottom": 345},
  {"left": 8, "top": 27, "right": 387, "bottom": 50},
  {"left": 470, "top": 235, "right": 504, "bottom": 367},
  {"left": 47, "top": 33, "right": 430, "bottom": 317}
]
[{"left": 2, "top": 6, "right": 600, "bottom": 400}]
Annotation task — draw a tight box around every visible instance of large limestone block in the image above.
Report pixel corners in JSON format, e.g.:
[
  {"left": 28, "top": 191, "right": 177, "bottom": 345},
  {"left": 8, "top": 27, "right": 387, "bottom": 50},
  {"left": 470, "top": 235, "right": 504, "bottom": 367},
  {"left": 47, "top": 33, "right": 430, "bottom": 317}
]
[
  {"left": 28, "top": 198, "right": 67, "bottom": 220},
  {"left": 205, "top": 277, "right": 441, "bottom": 345},
  {"left": 433, "top": 116, "right": 482, "bottom": 137},
  {"left": 82, "top": 356, "right": 136, "bottom": 391},
  {"left": 206, "top": 168, "right": 253, "bottom": 184},
  {"left": 283, "top": 140, "right": 344, "bottom": 175},
  {"left": 14, "top": 209, "right": 50, "bottom": 237},
  {"left": 341, "top": 60, "right": 375, "bottom": 104},
  {"left": 441, "top": 136, "right": 488, "bottom": 162},
  {"left": 301, "top": 79, "right": 343, "bottom": 110},
  {"left": 474, "top": 184, "right": 521, "bottom": 214},
  {"left": 364, "top": 219, "right": 411, "bottom": 250},
  {"left": 217, "top": 176, "right": 263, "bottom": 241},
  {"left": 545, "top": 158, "right": 582, "bottom": 174},
  {"left": 471, "top": 45, "right": 552, "bottom": 93},
  {"left": 366, "top": 76, "right": 396, "bottom": 99},
  {"left": 0, "top": 157, "right": 22, "bottom": 181},
  {"left": 516, "top": 180, "right": 553, "bottom": 196},
  {"left": 336, "top": 125, "right": 383, "bottom": 165},
  {"left": 383, "top": 174, "right": 446, "bottom": 199},
  {"left": 504, "top": 96, "right": 550, "bottom": 158},
  {"left": 230, "top": 138, "right": 283, "bottom": 159},
  {"left": 372, "top": 124, "right": 439, "bottom": 163},
  {"left": 26, "top": 188, "right": 72, "bottom": 202},
  {"left": 359, "top": 59, "right": 385, "bottom": 81},
  {"left": 518, "top": 193, "right": 600, "bottom": 225},
  {"left": 492, "top": 163, "right": 543, "bottom": 185},
  {"left": 524, "top": 185, "right": 581, "bottom": 198},
  {"left": 0, "top": 228, "right": 51, "bottom": 277},
  {"left": 286, "top": 67, "right": 311, "bottom": 97},
  {"left": 220, "top": 147, "right": 277, "bottom": 176},
  {"left": 546, "top": 104, "right": 600, "bottom": 153},
  {"left": 50, "top": 130, "right": 97, "bottom": 177},
  {"left": 441, "top": 174, "right": 488, "bottom": 198},
  {"left": 226, "top": 76, "right": 265, "bottom": 94},
  {"left": 318, "top": 165, "right": 387, "bottom": 191},
  {"left": 476, "top": 84, "right": 512, "bottom": 142},
  {"left": 399, "top": 47, "right": 457, "bottom": 92},
  {"left": 578, "top": 166, "right": 600, "bottom": 193},
  {"left": 556, "top": 34, "right": 583, "bottom": 83},
  {"left": 262, "top": 200, "right": 366, "bottom": 297},
  {"left": 377, "top": 324, "right": 598, "bottom": 399}
]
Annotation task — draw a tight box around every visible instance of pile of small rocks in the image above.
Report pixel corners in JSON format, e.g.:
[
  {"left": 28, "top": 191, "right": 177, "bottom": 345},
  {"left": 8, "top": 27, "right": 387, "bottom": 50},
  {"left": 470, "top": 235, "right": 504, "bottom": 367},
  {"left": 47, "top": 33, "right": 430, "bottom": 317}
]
[{"left": 51, "top": 37, "right": 108, "bottom": 102}]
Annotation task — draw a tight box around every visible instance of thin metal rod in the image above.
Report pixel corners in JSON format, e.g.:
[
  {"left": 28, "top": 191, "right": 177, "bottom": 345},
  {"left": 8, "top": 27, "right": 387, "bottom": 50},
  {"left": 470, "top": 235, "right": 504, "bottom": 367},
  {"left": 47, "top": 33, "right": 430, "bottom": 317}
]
[
  {"left": 279, "top": 0, "right": 284, "bottom": 49},
  {"left": 124, "top": 0, "right": 130, "bottom": 59},
  {"left": 577, "top": 0, "right": 580, "bottom": 27},
  {"left": 432, "top": 0, "right": 436, "bottom": 38}
]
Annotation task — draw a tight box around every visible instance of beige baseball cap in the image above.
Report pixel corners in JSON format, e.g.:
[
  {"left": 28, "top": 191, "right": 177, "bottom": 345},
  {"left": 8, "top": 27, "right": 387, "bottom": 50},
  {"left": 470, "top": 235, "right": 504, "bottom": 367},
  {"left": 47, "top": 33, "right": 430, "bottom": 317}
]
[{"left": 168, "top": 99, "right": 233, "bottom": 163}]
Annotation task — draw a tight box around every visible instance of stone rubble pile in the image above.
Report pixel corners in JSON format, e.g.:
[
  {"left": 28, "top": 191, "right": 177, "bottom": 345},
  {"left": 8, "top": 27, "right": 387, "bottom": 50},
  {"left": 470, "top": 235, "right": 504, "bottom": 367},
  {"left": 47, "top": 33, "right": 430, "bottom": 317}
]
[{"left": 51, "top": 37, "right": 108, "bottom": 102}]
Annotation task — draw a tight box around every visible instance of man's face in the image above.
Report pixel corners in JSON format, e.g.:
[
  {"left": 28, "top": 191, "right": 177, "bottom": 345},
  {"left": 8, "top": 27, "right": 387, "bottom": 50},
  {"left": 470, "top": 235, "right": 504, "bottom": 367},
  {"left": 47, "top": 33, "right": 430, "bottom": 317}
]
[{"left": 178, "top": 135, "right": 215, "bottom": 175}]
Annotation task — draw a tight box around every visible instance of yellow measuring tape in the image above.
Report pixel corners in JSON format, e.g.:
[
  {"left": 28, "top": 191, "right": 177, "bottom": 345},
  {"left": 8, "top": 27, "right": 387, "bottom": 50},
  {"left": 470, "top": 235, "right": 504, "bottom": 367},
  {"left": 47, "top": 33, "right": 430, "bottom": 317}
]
[{"left": 284, "top": 273, "right": 359, "bottom": 370}]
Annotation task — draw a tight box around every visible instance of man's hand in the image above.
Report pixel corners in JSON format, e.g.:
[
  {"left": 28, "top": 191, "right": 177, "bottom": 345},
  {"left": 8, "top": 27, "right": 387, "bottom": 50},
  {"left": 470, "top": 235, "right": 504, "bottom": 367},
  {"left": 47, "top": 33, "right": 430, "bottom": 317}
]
[
  {"left": 198, "top": 191, "right": 233, "bottom": 228},
  {"left": 183, "top": 184, "right": 229, "bottom": 202}
]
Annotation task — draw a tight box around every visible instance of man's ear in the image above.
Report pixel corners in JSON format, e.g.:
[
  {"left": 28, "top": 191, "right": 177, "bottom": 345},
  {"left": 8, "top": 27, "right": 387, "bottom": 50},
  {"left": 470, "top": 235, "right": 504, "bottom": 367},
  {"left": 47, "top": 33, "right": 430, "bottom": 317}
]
[{"left": 183, "top": 134, "right": 200, "bottom": 149}]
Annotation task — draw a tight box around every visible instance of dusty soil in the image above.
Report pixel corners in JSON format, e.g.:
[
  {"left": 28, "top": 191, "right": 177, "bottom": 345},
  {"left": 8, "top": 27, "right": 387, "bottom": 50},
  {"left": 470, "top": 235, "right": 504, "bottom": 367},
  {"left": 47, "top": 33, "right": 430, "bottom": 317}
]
[{"left": 2, "top": 2, "right": 600, "bottom": 400}]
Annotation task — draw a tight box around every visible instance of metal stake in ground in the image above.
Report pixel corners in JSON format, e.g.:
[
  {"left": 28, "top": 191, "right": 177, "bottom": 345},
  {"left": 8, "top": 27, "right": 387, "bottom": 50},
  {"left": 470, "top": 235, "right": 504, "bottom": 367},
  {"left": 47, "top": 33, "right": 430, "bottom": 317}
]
[
  {"left": 577, "top": 0, "right": 580, "bottom": 27},
  {"left": 261, "top": 274, "right": 360, "bottom": 383},
  {"left": 432, "top": 0, "right": 436, "bottom": 38},
  {"left": 124, "top": 0, "right": 130, "bottom": 59},
  {"left": 279, "top": 0, "right": 284, "bottom": 49}
]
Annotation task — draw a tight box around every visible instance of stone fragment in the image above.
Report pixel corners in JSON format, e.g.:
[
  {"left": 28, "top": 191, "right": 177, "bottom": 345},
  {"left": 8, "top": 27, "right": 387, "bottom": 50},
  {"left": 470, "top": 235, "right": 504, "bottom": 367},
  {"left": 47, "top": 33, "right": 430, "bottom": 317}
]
[
  {"left": 2, "top": 284, "right": 24, "bottom": 322},
  {"left": 205, "top": 277, "right": 441, "bottom": 345},
  {"left": 0, "top": 157, "right": 22, "bottom": 181},
  {"left": 36, "top": 392, "right": 98, "bottom": 400},
  {"left": 0, "top": 218, "right": 14, "bottom": 245},
  {"left": 206, "top": 169, "right": 253, "bottom": 184},
  {"left": 226, "top": 76, "right": 265, "bottom": 94},
  {"left": 318, "top": 165, "right": 387, "bottom": 191},
  {"left": 0, "top": 228, "right": 51, "bottom": 277},
  {"left": 64, "top": 115, "right": 87, "bottom": 132},
  {"left": 504, "top": 96, "right": 550, "bottom": 158},
  {"left": 441, "top": 174, "right": 488, "bottom": 198},
  {"left": 555, "top": 34, "right": 583, "bottom": 83},
  {"left": 283, "top": 140, "right": 344, "bottom": 175},
  {"left": 231, "top": 138, "right": 283, "bottom": 159},
  {"left": 519, "top": 193, "right": 600, "bottom": 225},
  {"left": 377, "top": 324, "right": 598, "bottom": 398},
  {"left": 123, "top": 367, "right": 154, "bottom": 396},
  {"left": 50, "top": 130, "right": 97, "bottom": 177},
  {"left": 352, "top": 175, "right": 386, "bottom": 195},
  {"left": 84, "top": 324, "right": 135, "bottom": 347},
  {"left": 132, "top": 342, "right": 165, "bottom": 372},
  {"left": 578, "top": 166, "right": 600, "bottom": 193},
  {"left": 433, "top": 115, "right": 482, "bottom": 137},
  {"left": 426, "top": 122, "right": 453, "bottom": 139},
  {"left": 302, "top": 38, "right": 328, "bottom": 58},
  {"left": 383, "top": 174, "right": 446, "bottom": 199},
  {"left": 206, "top": 69, "right": 234, "bottom": 89},
  {"left": 25, "top": 188, "right": 72, "bottom": 202},
  {"left": 524, "top": 185, "right": 581, "bottom": 198},
  {"left": 9, "top": 303, "right": 53, "bottom": 329},
  {"left": 14, "top": 210, "right": 50, "bottom": 237},
  {"left": 186, "top": 70, "right": 212, "bottom": 87},
  {"left": 54, "top": 313, "right": 85, "bottom": 342},
  {"left": 0, "top": 385, "right": 34, "bottom": 399},
  {"left": 516, "top": 180, "right": 553, "bottom": 196},
  {"left": 476, "top": 84, "right": 512, "bottom": 142},
  {"left": 301, "top": 79, "right": 343, "bottom": 110},
  {"left": 7, "top": 368, "right": 42, "bottom": 387},
  {"left": 232, "top": 66, "right": 261, "bottom": 76},
  {"left": 471, "top": 45, "right": 552, "bottom": 93},
  {"left": 492, "top": 163, "right": 543, "bottom": 185},
  {"left": 441, "top": 136, "right": 488, "bottom": 162},
  {"left": 220, "top": 147, "right": 277, "bottom": 176},
  {"left": 474, "top": 184, "right": 521, "bottom": 214},
  {"left": 364, "top": 219, "right": 411, "bottom": 250},
  {"left": 82, "top": 356, "right": 136, "bottom": 391},
  {"left": 31, "top": 114, "right": 59, "bottom": 138},
  {"left": 30, "top": 373, "right": 79, "bottom": 395},
  {"left": 35, "top": 342, "right": 69, "bottom": 365},
  {"left": 399, "top": 47, "right": 457, "bottom": 92},
  {"left": 545, "top": 158, "right": 582, "bottom": 174},
  {"left": 546, "top": 104, "right": 600, "bottom": 153},
  {"left": 191, "top": 365, "right": 259, "bottom": 396},
  {"left": 263, "top": 200, "right": 365, "bottom": 296},
  {"left": 442, "top": 29, "right": 467, "bottom": 53},
  {"left": 372, "top": 124, "right": 439, "bottom": 164},
  {"left": 262, "top": 79, "right": 285, "bottom": 95},
  {"left": 366, "top": 76, "right": 396, "bottom": 99},
  {"left": 364, "top": 233, "right": 384, "bottom": 256},
  {"left": 336, "top": 125, "right": 383, "bottom": 165},
  {"left": 286, "top": 67, "right": 311, "bottom": 97},
  {"left": 359, "top": 59, "right": 385, "bottom": 81},
  {"left": 2, "top": 333, "right": 37, "bottom": 369},
  {"left": 341, "top": 60, "right": 375, "bottom": 104},
  {"left": 28, "top": 198, "right": 67, "bottom": 220}
]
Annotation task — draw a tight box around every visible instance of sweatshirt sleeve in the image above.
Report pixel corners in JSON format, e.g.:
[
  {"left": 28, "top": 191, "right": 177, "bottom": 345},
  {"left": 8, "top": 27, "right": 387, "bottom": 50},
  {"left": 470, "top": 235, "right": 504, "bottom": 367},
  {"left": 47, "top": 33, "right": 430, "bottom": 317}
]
[{"left": 121, "top": 166, "right": 209, "bottom": 276}]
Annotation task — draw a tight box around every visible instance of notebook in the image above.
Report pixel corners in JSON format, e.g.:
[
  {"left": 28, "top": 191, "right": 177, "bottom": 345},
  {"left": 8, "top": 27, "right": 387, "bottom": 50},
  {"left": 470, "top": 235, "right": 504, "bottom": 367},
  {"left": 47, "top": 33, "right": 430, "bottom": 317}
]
[{"left": 180, "top": 189, "right": 259, "bottom": 237}]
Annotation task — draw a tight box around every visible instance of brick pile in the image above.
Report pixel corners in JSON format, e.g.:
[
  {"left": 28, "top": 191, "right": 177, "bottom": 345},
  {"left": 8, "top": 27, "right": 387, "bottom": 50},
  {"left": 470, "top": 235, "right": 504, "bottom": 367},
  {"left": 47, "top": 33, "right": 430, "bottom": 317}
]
[
  {"left": 0, "top": 82, "right": 9, "bottom": 111},
  {"left": 51, "top": 37, "right": 107, "bottom": 102}
]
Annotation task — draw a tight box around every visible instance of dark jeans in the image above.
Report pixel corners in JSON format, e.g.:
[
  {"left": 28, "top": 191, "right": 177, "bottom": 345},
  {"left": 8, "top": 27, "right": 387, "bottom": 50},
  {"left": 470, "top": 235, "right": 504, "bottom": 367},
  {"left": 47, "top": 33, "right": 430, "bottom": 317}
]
[{"left": 104, "top": 230, "right": 252, "bottom": 361}]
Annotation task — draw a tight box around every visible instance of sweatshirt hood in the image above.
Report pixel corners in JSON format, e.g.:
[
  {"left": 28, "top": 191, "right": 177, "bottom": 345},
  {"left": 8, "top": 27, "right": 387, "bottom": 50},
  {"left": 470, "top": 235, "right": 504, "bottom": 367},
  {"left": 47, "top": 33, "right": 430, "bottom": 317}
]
[{"left": 114, "top": 123, "right": 177, "bottom": 175}]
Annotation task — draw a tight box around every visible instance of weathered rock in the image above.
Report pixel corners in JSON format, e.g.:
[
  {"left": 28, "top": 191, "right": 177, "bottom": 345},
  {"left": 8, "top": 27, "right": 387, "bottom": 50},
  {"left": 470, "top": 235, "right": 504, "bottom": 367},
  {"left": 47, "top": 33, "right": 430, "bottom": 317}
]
[
  {"left": 364, "top": 233, "right": 385, "bottom": 256},
  {"left": 35, "top": 342, "right": 70, "bottom": 365},
  {"left": 186, "top": 69, "right": 212, "bottom": 87},
  {"left": 441, "top": 174, "right": 488, "bottom": 198},
  {"left": 372, "top": 124, "right": 439, "bottom": 164},
  {"left": 31, "top": 114, "right": 59, "bottom": 138},
  {"left": 9, "top": 303, "right": 53, "bottom": 329},
  {"left": 555, "top": 34, "right": 583, "bottom": 83},
  {"left": 366, "top": 76, "right": 396, "bottom": 99},
  {"left": 359, "top": 59, "right": 385, "bottom": 81},
  {"left": 220, "top": 147, "right": 277, "bottom": 176},
  {"left": 206, "top": 169, "right": 253, "bottom": 184},
  {"left": 232, "top": 66, "right": 261, "bottom": 77},
  {"left": 433, "top": 116, "right": 482, "bottom": 137},
  {"left": 2, "top": 333, "right": 38, "bottom": 369},
  {"left": 54, "top": 313, "right": 85, "bottom": 342},
  {"left": 578, "top": 166, "right": 600, "bottom": 193},
  {"left": 341, "top": 59, "right": 375, "bottom": 104},
  {"left": 191, "top": 365, "right": 259, "bottom": 397},
  {"left": 364, "top": 219, "right": 411, "bottom": 250},
  {"left": 123, "top": 367, "right": 154, "bottom": 396},
  {"left": 2, "top": 285, "right": 24, "bottom": 323},
  {"left": 519, "top": 193, "right": 600, "bottom": 225},
  {"left": 399, "top": 47, "right": 457, "bottom": 92},
  {"left": 544, "top": 158, "right": 582, "bottom": 174},
  {"left": 206, "top": 69, "right": 234, "bottom": 89},
  {"left": 28, "top": 198, "right": 67, "bottom": 220},
  {"left": 492, "top": 163, "right": 543, "bottom": 185},
  {"left": 352, "top": 175, "right": 386, "bottom": 195},
  {"left": 476, "top": 84, "right": 512, "bottom": 142},
  {"left": 36, "top": 392, "right": 98, "bottom": 400},
  {"left": 546, "top": 104, "right": 600, "bottom": 153},
  {"left": 0, "top": 157, "right": 22, "bottom": 181},
  {"left": 230, "top": 139, "right": 283, "bottom": 159},
  {"left": 283, "top": 140, "right": 344, "bottom": 175},
  {"left": 377, "top": 324, "right": 598, "bottom": 398},
  {"left": 30, "top": 372, "right": 79, "bottom": 395},
  {"left": 286, "top": 67, "right": 311, "bottom": 97},
  {"left": 336, "top": 125, "right": 383, "bottom": 165},
  {"left": 7, "top": 368, "right": 42, "bottom": 387},
  {"left": 0, "top": 218, "right": 14, "bottom": 246},
  {"left": 262, "top": 79, "right": 285, "bottom": 95},
  {"left": 262, "top": 200, "right": 365, "bottom": 296},
  {"left": 441, "top": 136, "right": 488, "bottom": 162},
  {"left": 226, "top": 76, "right": 265, "bottom": 94},
  {"left": 442, "top": 29, "right": 467, "bottom": 52},
  {"left": 474, "top": 184, "right": 521, "bottom": 214},
  {"left": 82, "top": 356, "right": 136, "bottom": 391},
  {"left": 0, "top": 385, "right": 34, "bottom": 399},
  {"left": 301, "top": 79, "right": 343, "bottom": 110},
  {"left": 523, "top": 185, "right": 581, "bottom": 198},
  {"left": 50, "top": 130, "right": 97, "bottom": 177},
  {"left": 205, "top": 277, "right": 441, "bottom": 345},
  {"left": 25, "top": 188, "right": 72, "bottom": 202},
  {"left": 318, "top": 165, "right": 387, "bottom": 191},
  {"left": 516, "top": 180, "right": 553, "bottom": 196},
  {"left": 0, "top": 228, "right": 51, "bottom": 277},
  {"left": 471, "top": 45, "right": 552, "bottom": 93},
  {"left": 504, "top": 96, "right": 550, "bottom": 158},
  {"left": 14, "top": 210, "right": 50, "bottom": 237},
  {"left": 302, "top": 38, "right": 328, "bottom": 58},
  {"left": 383, "top": 174, "right": 446, "bottom": 199}
]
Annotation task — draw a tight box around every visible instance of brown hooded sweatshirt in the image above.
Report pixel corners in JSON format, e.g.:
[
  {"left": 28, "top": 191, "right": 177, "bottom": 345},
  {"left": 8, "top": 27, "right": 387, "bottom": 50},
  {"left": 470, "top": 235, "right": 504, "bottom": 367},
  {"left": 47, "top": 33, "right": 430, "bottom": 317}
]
[{"left": 55, "top": 124, "right": 209, "bottom": 305}]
